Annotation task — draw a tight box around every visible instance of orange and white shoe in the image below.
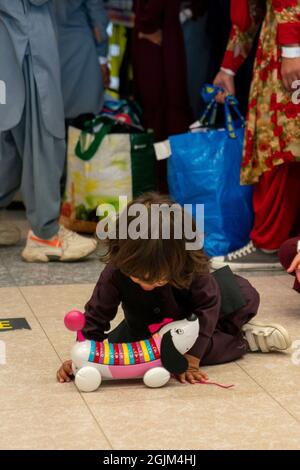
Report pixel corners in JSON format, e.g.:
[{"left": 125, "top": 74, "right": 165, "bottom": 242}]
[{"left": 22, "top": 226, "right": 97, "bottom": 262}]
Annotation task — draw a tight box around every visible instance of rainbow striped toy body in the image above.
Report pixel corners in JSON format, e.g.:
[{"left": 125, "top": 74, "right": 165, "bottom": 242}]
[
  {"left": 65, "top": 311, "right": 200, "bottom": 392},
  {"left": 71, "top": 334, "right": 163, "bottom": 381}
]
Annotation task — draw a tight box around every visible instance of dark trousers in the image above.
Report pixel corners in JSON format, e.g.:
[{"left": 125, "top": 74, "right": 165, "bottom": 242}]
[{"left": 200, "top": 277, "right": 259, "bottom": 365}]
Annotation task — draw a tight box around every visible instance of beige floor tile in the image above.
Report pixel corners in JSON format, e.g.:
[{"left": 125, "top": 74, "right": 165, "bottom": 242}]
[
  {"left": 1, "top": 381, "right": 79, "bottom": 412},
  {"left": 20, "top": 284, "right": 95, "bottom": 318},
  {"left": 270, "top": 392, "right": 300, "bottom": 423},
  {"left": 88, "top": 392, "right": 300, "bottom": 450},
  {"left": 0, "top": 345, "right": 66, "bottom": 405},
  {"left": 0, "top": 286, "right": 36, "bottom": 318},
  {"left": 0, "top": 404, "right": 111, "bottom": 450},
  {"left": 32, "top": 315, "right": 74, "bottom": 359},
  {"left": 2, "top": 436, "right": 58, "bottom": 451},
  {"left": 237, "top": 351, "right": 300, "bottom": 394},
  {"left": 0, "top": 319, "right": 73, "bottom": 412}
]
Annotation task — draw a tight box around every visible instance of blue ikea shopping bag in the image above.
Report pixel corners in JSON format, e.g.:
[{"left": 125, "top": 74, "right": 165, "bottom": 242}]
[{"left": 168, "top": 85, "right": 253, "bottom": 257}]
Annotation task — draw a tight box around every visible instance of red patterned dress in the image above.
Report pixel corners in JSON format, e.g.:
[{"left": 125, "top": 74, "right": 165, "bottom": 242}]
[{"left": 222, "top": 0, "right": 300, "bottom": 250}]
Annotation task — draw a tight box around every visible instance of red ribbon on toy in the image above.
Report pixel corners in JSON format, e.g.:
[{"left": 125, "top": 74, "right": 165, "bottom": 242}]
[{"left": 148, "top": 317, "right": 174, "bottom": 334}]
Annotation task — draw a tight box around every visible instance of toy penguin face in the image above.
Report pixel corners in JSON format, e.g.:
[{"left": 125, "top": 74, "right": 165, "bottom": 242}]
[{"left": 159, "top": 317, "right": 200, "bottom": 355}]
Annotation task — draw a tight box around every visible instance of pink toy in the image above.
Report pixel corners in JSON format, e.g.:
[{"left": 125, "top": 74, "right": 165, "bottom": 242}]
[
  {"left": 65, "top": 310, "right": 200, "bottom": 392},
  {"left": 64, "top": 310, "right": 86, "bottom": 331}
]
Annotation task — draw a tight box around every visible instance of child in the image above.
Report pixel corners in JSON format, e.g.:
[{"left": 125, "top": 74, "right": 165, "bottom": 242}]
[{"left": 57, "top": 193, "right": 291, "bottom": 384}]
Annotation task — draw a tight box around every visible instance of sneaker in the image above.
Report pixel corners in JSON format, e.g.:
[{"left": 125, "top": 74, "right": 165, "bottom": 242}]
[
  {"left": 0, "top": 222, "right": 21, "bottom": 246},
  {"left": 211, "top": 241, "right": 282, "bottom": 272},
  {"left": 22, "top": 225, "right": 97, "bottom": 262},
  {"left": 243, "top": 321, "right": 291, "bottom": 353}
]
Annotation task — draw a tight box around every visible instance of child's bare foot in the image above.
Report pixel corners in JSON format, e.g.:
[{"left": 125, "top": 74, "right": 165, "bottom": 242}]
[{"left": 57, "top": 360, "right": 73, "bottom": 383}]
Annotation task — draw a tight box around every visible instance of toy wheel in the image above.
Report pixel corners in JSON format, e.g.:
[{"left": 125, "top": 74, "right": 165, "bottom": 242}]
[
  {"left": 143, "top": 367, "right": 171, "bottom": 388},
  {"left": 75, "top": 366, "right": 102, "bottom": 392}
]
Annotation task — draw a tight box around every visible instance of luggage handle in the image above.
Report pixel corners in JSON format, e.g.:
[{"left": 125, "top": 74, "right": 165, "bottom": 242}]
[{"left": 198, "top": 84, "right": 245, "bottom": 139}]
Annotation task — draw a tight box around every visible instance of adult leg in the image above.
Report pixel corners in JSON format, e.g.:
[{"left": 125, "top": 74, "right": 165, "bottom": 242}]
[
  {"left": 12, "top": 53, "right": 65, "bottom": 240},
  {"left": 251, "top": 162, "right": 300, "bottom": 250},
  {"left": 0, "top": 131, "right": 23, "bottom": 245},
  {"left": 0, "top": 131, "right": 22, "bottom": 208}
]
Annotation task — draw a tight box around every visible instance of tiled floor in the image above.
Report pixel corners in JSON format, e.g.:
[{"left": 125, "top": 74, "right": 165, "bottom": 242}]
[{"left": 1, "top": 212, "right": 300, "bottom": 450}]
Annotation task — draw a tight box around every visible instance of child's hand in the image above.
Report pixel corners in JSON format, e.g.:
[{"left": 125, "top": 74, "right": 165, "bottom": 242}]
[
  {"left": 57, "top": 360, "right": 73, "bottom": 383},
  {"left": 178, "top": 354, "right": 209, "bottom": 384}
]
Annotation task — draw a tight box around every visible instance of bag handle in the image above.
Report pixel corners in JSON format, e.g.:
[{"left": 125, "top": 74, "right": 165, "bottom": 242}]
[
  {"left": 75, "top": 120, "right": 115, "bottom": 161},
  {"left": 199, "top": 84, "right": 245, "bottom": 139}
]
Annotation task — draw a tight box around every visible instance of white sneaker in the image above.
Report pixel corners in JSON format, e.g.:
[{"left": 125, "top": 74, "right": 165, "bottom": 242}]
[
  {"left": 22, "top": 225, "right": 97, "bottom": 262},
  {"left": 243, "top": 321, "right": 291, "bottom": 353},
  {"left": 0, "top": 222, "right": 21, "bottom": 246}
]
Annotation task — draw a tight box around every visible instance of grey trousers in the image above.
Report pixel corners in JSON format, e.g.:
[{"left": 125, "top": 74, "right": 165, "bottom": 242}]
[{"left": 0, "top": 54, "right": 65, "bottom": 239}]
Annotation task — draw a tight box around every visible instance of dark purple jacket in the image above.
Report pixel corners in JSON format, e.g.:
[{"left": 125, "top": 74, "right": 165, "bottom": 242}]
[{"left": 82, "top": 263, "right": 252, "bottom": 359}]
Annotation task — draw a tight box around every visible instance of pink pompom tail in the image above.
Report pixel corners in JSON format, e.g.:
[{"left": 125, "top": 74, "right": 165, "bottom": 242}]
[{"left": 64, "top": 310, "right": 86, "bottom": 332}]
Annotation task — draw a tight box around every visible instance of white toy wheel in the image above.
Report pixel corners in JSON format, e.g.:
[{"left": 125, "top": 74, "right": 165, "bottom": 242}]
[
  {"left": 143, "top": 367, "right": 171, "bottom": 388},
  {"left": 75, "top": 366, "right": 102, "bottom": 392}
]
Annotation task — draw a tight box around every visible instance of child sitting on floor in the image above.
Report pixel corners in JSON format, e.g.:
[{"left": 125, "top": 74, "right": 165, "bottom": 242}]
[{"left": 57, "top": 193, "right": 291, "bottom": 384}]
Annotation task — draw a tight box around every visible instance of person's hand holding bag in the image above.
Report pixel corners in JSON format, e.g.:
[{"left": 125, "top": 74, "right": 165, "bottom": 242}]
[{"left": 213, "top": 69, "right": 236, "bottom": 104}]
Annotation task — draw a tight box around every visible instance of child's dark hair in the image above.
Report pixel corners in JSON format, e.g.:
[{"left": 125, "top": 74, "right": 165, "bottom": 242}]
[{"left": 101, "top": 193, "right": 209, "bottom": 289}]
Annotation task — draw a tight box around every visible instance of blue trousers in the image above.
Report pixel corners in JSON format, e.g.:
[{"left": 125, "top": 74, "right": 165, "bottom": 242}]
[{"left": 0, "top": 53, "right": 65, "bottom": 239}]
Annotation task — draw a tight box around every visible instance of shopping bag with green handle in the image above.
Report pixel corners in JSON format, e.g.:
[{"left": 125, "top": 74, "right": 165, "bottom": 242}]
[{"left": 61, "top": 116, "right": 156, "bottom": 233}]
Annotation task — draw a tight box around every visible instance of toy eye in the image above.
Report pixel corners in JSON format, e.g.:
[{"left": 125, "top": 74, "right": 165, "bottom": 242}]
[{"left": 176, "top": 328, "right": 184, "bottom": 335}]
